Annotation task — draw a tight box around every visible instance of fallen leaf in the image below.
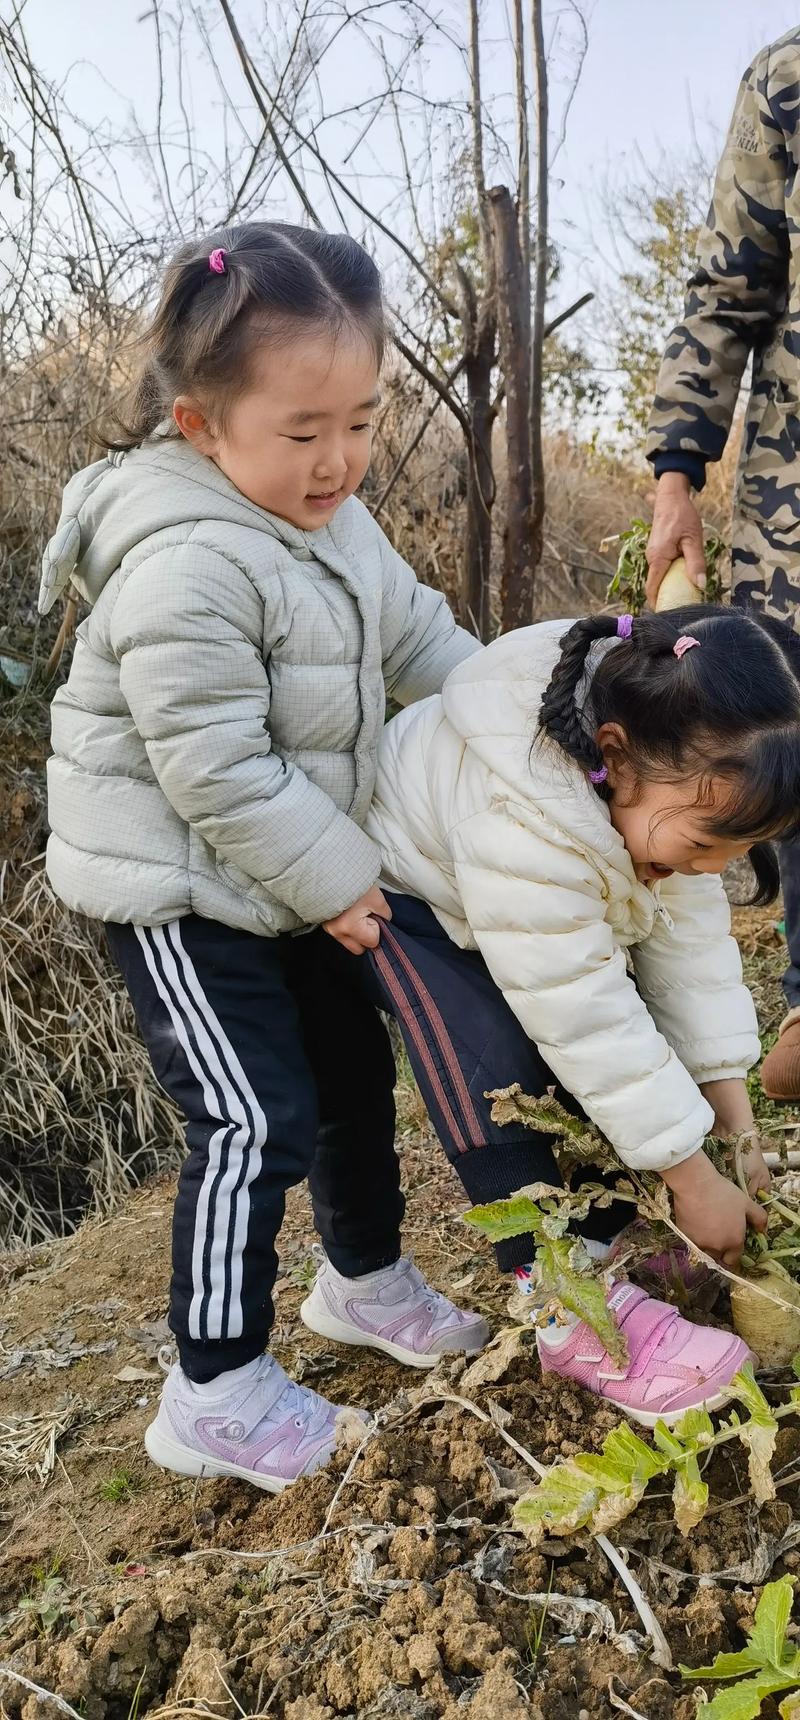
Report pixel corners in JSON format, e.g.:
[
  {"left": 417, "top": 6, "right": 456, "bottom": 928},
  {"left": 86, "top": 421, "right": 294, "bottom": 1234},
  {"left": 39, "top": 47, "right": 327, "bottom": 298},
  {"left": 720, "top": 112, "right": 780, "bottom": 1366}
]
[
  {"left": 114, "top": 1365, "right": 160, "bottom": 1383},
  {"left": 461, "top": 1325, "right": 529, "bottom": 1392}
]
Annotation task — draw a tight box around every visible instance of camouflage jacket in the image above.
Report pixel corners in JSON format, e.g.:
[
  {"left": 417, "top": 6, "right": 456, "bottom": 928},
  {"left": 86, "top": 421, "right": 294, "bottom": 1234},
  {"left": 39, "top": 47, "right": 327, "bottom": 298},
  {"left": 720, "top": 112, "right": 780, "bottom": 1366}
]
[{"left": 646, "top": 29, "right": 800, "bottom": 623}]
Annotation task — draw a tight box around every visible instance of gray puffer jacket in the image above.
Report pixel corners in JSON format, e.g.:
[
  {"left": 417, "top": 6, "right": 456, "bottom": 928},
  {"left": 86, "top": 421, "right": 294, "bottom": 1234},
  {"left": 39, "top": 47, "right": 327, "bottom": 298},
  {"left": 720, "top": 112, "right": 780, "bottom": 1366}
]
[{"left": 39, "top": 435, "right": 480, "bottom": 935}]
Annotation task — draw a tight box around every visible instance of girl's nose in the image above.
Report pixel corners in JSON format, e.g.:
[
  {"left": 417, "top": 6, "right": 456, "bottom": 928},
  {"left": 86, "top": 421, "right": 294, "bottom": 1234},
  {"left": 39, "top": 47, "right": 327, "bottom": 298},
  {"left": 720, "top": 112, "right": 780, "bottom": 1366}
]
[{"left": 313, "top": 447, "right": 347, "bottom": 483}]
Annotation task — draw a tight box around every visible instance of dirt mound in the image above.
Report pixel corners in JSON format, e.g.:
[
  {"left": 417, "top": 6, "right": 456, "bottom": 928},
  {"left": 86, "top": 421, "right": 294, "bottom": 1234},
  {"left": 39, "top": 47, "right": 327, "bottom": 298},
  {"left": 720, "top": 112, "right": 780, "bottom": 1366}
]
[{"left": 0, "top": 904, "right": 796, "bottom": 1717}]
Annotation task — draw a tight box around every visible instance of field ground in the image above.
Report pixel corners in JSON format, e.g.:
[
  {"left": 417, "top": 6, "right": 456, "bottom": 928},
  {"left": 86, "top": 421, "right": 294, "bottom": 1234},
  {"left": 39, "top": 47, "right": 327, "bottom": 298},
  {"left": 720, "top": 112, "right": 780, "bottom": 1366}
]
[{"left": 0, "top": 902, "right": 797, "bottom": 1720}]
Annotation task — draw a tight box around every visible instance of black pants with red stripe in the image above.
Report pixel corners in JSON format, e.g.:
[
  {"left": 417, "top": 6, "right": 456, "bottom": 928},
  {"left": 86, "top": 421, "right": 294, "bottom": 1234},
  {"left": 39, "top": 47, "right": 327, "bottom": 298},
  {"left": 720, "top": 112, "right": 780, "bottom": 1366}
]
[{"left": 107, "top": 893, "right": 625, "bottom": 1380}]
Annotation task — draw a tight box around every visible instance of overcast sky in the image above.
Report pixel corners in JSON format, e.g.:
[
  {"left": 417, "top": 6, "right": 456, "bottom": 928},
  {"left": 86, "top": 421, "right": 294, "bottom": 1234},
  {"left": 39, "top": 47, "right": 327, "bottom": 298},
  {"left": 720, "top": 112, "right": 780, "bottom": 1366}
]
[{"left": 6, "top": 0, "right": 800, "bottom": 341}]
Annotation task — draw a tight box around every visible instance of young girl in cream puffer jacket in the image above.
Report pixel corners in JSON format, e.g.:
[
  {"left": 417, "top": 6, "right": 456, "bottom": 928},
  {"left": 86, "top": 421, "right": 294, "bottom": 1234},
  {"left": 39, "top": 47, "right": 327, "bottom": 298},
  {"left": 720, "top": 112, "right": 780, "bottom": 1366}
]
[{"left": 352, "top": 608, "right": 800, "bottom": 1427}]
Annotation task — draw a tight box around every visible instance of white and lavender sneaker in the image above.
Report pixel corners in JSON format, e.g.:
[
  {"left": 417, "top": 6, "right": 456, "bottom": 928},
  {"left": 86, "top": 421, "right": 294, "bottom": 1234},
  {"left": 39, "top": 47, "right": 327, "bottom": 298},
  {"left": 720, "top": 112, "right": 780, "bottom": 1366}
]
[
  {"left": 144, "top": 1353, "right": 360, "bottom": 1492},
  {"left": 300, "top": 1251, "right": 490, "bottom": 1369}
]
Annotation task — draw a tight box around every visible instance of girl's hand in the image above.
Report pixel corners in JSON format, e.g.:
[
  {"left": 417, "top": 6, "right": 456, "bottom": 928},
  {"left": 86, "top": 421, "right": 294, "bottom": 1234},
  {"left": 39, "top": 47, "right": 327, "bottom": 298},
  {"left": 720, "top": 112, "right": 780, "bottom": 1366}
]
[
  {"left": 323, "top": 886, "right": 391, "bottom": 955},
  {"left": 698, "top": 1079, "right": 772, "bottom": 1196},
  {"left": 661, "top": 1149, "right": 767, "bottom": 1269},
  {"left": 739, "top": 1134, "right": 771, "bottom": 1198}
]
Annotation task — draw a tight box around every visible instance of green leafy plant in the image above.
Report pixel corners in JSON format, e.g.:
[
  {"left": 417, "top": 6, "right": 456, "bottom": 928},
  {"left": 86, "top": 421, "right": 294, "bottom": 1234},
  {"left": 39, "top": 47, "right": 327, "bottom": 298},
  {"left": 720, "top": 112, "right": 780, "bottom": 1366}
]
[
  {"left": 464, "top": 1086, "right": 800, "bottom": 1543},
  {"left": 513, "top": 1365, "right": 800, "bottom": 1544},
  {"left": 466, "top": 1085, "right": 800, "bottom": 1362},
  {"left": 681, "top": 1574, "right": 800, "bottom": 1717},
  {"left": 465, "top": 1182, "right": 628, "bottom": 1367},
  {"left": 17, "top": 1562, "right": 69, "bottom": 1634},
  {"left": 602, "top": 516, "right": 725, "bottom": 614}
]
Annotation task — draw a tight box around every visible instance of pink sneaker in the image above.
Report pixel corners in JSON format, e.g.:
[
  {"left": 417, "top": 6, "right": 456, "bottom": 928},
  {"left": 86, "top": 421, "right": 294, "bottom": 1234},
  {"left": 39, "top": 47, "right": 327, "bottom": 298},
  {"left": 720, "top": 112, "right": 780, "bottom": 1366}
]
[
  {"left": 145, "top": 1354, "right": 362, "bottom": 1492},
  {"left": 537, "top": 1282, "right": 752, "bottom": 1428},
  {"left": 300, "top": 1251, "right": 489, "bottom": 1369}
]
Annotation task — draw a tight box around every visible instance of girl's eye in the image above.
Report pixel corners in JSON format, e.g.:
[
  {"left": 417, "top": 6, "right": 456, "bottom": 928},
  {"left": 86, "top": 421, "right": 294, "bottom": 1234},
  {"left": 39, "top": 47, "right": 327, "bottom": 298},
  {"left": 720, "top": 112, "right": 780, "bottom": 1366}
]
[
  {"left": 352, "top": 422, "right": 373, "bottom": 432},
  {"left": 288, "top": 435, "right": 316, "bottom": 444}
]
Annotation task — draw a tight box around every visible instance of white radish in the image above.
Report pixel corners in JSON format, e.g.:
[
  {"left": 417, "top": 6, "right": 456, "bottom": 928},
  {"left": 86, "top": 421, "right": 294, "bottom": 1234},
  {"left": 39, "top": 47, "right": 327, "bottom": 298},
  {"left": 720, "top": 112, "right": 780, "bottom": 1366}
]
[{"left": 654, "top": 555, "right": 704, "bottom": 613}]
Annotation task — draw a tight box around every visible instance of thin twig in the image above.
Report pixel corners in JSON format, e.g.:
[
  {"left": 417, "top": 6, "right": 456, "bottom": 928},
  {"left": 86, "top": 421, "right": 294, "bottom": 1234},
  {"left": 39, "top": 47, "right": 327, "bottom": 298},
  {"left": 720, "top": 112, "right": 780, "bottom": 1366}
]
[{"left": 0, "top": 1667, "right": 83, "bottom": 1719}]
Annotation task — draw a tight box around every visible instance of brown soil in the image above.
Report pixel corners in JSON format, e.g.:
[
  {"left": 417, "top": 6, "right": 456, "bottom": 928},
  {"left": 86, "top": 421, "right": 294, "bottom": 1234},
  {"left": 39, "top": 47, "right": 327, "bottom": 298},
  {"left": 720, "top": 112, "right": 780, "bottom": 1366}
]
[{"left": 0, "top": 904, "right": 797, "bottom": 1719}]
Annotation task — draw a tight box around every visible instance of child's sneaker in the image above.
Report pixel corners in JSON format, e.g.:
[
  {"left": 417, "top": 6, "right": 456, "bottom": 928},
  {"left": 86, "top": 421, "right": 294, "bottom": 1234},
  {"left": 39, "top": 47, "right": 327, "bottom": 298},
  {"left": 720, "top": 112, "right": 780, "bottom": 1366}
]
[
  {"left": 145, "top": 1353, "right": 362, "bottom": 1492},
  {"left": 537, "top": 1282, "right": 753, "bottom": 1429},
  {"left": 300, "top": 1251, "right": 489, "bottom": 1368}
]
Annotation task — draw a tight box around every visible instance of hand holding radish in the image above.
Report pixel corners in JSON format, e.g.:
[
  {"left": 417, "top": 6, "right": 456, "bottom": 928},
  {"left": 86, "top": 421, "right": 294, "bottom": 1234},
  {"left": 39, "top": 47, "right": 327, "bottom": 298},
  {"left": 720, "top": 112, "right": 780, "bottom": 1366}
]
[
  {"left": 646, "top": 472, "right": 707, "bottom": 608},
  {"left": 661, "top": 1147, "right": 768, "bottom": 1269}
]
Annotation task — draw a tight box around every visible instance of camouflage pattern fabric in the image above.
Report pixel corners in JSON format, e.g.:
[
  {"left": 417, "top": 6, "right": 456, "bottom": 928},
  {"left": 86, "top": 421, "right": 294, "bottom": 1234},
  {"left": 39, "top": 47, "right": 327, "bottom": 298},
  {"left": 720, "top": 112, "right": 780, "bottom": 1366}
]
[{"left": 646, "top": 29, "right": 800, "bottom": 626}]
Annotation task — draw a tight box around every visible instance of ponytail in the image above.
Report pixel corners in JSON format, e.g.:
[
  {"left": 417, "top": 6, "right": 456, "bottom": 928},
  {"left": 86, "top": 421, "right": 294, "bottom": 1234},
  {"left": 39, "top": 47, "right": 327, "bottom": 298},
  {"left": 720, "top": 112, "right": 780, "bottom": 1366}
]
[{"left": 104, "top": 221, "right": 385, "bottom": 450}]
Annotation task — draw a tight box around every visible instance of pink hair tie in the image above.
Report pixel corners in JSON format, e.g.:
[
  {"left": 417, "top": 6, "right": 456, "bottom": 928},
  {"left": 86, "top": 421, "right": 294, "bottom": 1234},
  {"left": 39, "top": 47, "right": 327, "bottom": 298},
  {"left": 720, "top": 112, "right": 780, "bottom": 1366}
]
[
  {"left": 674, "top": 634, "right": 700, "bottom": 659},
  {"left": 208, "top": 247, "right": 227, "bottom": 275},
  {"left": 616, "top": 614, "right": 633, "bottom": 639}
]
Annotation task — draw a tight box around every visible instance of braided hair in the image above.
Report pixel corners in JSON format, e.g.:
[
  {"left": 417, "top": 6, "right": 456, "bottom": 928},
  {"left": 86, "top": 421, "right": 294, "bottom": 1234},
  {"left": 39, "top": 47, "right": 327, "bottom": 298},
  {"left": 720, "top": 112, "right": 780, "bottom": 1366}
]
[{"left": 539, "top": 605, "right": 800, "bottom": 903}]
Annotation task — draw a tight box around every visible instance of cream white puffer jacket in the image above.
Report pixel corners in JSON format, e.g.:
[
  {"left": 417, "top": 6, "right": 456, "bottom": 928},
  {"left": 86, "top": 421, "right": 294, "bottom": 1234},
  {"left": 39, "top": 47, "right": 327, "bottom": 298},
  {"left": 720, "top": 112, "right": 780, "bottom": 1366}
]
[{"left": 366, "top": 621, "right": 761, "bottom": 1174}]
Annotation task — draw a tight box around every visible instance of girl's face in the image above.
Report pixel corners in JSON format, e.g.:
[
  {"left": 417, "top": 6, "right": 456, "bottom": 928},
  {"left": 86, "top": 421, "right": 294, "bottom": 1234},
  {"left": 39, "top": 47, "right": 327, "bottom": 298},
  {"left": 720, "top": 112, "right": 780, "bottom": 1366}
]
[
  {"left": 608, "top": 776, "right": 754, "bottom": 884},
  {"left": 175, "top": 327, "right": 380, "bottom": 531},
  {"left": 599, "top": 738, "right": 755, "bottom": 883}
]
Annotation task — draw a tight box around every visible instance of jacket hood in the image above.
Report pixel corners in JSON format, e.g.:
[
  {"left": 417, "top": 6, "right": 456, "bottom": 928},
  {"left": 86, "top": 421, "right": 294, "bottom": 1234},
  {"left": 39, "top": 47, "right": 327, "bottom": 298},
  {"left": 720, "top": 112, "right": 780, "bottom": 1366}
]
[
  {"left": 38, "top": 434, "right": 354, "bottom": 616},
  {"left": 440, "top": 619, "right": 629, "bottom": 870}
]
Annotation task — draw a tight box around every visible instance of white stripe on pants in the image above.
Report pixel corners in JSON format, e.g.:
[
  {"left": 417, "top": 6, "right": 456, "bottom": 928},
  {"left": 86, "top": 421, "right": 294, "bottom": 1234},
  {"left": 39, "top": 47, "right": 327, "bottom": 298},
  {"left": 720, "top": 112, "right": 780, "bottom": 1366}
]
[{"left": 135, "top": 923, "right": 268, "bottom": 1340}]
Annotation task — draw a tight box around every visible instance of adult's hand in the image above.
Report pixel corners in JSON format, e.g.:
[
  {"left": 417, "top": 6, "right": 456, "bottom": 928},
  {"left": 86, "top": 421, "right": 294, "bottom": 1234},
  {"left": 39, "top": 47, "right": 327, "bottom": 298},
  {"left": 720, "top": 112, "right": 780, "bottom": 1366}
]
[{"left": 646, "top": 471, "right": 706, "bottom": 608}]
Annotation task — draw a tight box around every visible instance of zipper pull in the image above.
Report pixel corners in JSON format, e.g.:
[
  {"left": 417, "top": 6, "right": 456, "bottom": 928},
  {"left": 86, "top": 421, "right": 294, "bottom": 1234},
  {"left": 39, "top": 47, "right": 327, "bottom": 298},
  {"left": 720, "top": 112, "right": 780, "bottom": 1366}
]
[{"left": 655, "top": 898, "right": 675, "bottom": 932}]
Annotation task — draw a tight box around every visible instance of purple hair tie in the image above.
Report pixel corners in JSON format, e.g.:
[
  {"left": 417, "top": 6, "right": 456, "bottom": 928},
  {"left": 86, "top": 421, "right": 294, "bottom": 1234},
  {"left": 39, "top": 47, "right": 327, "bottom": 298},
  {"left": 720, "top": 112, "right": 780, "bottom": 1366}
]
[
  {"left": 589, "top": 765, "right": 608, "bottom": 785},
  {"left": 616, "top": 613, "right": 633, "bottom": 639},
  {"left": 208, "top": 247, "right": 227, "bottom": 275}
]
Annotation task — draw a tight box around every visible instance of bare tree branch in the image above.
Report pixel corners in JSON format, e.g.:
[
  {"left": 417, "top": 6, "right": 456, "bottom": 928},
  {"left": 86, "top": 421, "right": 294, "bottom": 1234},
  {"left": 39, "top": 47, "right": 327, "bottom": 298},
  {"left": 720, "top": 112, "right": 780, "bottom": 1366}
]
[
  {"left": 392, "top": 332, "right": 471, "bottom": 437},
  {"left": 373, "top": 356, "right": 466, "bottom": 515},
  {"left": 529, "top": 0, "right": 549, "bottom": 571},
  {"left": 216, "top": 0, "right": 462, "bottom": 319},
  {"left": 216, "top": 0, "right": 323, "bottom": 227}
]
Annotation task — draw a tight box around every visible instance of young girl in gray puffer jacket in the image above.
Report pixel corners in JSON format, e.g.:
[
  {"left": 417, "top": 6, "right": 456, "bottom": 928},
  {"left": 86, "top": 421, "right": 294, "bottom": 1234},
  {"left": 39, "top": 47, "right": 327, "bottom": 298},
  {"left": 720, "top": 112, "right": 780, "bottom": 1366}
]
[{"left": 39, "top": 222, "right": 488, "bottom": 1492}]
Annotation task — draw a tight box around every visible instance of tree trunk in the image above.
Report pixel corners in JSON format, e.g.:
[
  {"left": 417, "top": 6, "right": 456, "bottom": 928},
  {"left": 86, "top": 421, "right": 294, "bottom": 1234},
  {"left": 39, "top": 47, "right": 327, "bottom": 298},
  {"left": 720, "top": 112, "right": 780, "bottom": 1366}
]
[
  {"left": 529, "top": 0, "right": 549, "bottom": 590},
  {"left": 462, "top": 320, "right": 496, "bottom": 641},
  {"left": 456, "top": 254, "right": 496, "bottom": 642},
  {"left": 489, "top": 185, "right": 534, "bottom": 632}
]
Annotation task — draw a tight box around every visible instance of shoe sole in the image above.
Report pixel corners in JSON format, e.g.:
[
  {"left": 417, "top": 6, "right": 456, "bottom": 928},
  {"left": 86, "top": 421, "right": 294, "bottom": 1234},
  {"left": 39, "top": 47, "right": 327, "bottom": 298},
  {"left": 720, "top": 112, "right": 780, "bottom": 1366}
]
[
  {"left": 144, "top": 1419, "right": 292, "bottom": 1492},
  {"left": 587, "top": 1384, "right": 731, "bottom": 1431},
  {"left": 300, "top": 1298, "right": 487, "bottom": 1369}
]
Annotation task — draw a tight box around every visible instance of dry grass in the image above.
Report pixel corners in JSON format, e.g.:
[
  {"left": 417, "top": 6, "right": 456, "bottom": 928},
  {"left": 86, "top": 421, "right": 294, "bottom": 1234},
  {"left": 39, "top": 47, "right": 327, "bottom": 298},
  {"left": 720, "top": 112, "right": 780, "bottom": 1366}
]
[{"left": 0, "top": 861, "right": 182, "bottom": 1250}]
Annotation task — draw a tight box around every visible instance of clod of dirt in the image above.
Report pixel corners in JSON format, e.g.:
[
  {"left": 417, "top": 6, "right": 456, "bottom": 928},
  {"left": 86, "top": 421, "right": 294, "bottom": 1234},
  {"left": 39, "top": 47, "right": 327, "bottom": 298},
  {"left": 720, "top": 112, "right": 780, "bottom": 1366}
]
[{"left": 167, "top": 1624, "right": 238, "bottom": 1716}]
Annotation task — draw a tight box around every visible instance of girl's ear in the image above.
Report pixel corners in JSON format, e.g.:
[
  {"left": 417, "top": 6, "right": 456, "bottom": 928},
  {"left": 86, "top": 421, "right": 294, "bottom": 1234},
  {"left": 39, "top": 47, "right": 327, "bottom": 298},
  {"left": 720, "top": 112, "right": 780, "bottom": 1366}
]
[
  {"left": 595, "top": 721, "right": 631, "bottom": 791},
  {"left": 173, "top": 397, "right": 218, "bottom": 453}
]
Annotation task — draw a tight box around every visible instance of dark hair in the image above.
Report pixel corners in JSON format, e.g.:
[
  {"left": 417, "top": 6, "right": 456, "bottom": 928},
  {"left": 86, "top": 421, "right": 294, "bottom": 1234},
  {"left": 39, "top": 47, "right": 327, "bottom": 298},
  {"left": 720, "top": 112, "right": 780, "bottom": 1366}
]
[
  {"left": 107, "top": 221, "right": 385, "bottom": 449},
  {"left": 539, "top": 605, "right": 800, "bottom": 904}
]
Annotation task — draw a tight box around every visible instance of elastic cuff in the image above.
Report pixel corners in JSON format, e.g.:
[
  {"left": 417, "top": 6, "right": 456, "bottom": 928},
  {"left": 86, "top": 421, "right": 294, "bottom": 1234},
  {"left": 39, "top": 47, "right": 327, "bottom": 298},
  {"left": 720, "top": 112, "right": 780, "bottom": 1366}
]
[
  {"left": 324, "top": 1245, "right": 402, "bottom": 1277},
  {"left": 177, "top": 1333, "right": 268, "bottom": 1384},
  {"left": 651, "top": 450, "right": 707, "bottom": 492},
  {"left": 780, "top": 1006, "right": 800, "bottom": 1036},
  {"left": 456, "top": 1139, "right": 558, "bottom": 1273},
  {"left": 456, "top": 1138, "right": 560, "bottom": 1207}
]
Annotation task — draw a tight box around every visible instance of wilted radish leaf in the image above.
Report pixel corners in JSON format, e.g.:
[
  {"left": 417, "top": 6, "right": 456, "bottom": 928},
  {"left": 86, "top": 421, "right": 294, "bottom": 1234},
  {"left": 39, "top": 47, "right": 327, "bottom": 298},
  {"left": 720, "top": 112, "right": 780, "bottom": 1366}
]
[{"left": 681, "top": 1575, "right": 800, "bottom": 1717}]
